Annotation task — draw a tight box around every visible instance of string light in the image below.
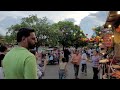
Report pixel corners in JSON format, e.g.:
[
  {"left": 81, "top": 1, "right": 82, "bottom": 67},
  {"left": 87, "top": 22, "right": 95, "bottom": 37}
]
[
  {"left": 108, "top": 24, "right": 111, "bottom": 28},
  {"left": 117, "top": 11, "right": 120, "bottom": 14}
]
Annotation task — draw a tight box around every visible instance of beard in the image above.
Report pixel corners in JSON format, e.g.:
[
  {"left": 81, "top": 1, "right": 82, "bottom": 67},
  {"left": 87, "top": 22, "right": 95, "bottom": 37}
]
[{"left": 28, "top": 42, "right": 36, "bottom": 49}]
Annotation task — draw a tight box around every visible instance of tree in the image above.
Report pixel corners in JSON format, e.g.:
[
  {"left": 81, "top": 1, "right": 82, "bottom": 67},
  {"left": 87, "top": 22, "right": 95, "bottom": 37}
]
[
  {"left": 6, "top": 15, "right": 87, "bottom": 50},
  {"left": 0, "top": 34, "right": 4, "bottom": 44},
  {"left": 6, "top": 15, "right": 53, "bottom": 51},
  {"left": 53, "top": 21, "right": 87, "bottom": 49},
  {"left": 92, "top": 26, "right": 103, "bottom": 37}
]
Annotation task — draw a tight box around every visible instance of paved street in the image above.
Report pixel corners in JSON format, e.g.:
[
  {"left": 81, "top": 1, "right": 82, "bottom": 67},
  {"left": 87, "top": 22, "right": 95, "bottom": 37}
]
[{"left": 43, "top": 61, "right": 93, "bottom": 79}]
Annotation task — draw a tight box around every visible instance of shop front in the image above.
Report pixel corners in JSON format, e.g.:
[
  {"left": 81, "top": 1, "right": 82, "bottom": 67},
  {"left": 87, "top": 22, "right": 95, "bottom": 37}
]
[{"left": 102, "top": 11, "right": 120, "bottom": 79}]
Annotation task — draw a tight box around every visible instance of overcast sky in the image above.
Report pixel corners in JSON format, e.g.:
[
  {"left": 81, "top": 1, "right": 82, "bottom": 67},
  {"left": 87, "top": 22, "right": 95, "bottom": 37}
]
[
  {"left": 0, "top": 11, "right": 103, "bottom": 37},
  {"left": 0, "top": 11, "right": 98, "bottom": 24}
]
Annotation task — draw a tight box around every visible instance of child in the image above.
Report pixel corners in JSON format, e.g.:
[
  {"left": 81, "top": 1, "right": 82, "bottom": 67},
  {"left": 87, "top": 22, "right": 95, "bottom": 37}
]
[{"left": 59, "top": 58, "right": 67, "bottom": 79}]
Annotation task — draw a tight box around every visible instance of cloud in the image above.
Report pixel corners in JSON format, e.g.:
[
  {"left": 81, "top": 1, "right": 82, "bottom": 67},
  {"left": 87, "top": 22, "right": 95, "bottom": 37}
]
[
  {"left": 64, "top": 18, "right": 76, "bottom": 22},
  {"left": 0, "top": 11, "right": 98, "bottom": 22},
  {"left": 0, "top": 11, "right": 99, "bottom": 36},
  {"left": 80, "top": 11, "right": 109, "bottom": 38},
  {"left": 0, "top": 27, "right": 7, "bottom": 35}
]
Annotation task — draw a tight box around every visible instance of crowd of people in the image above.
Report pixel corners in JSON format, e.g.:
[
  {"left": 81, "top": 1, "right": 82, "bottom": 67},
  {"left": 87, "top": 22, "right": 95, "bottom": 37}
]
[{"left": 0, "top": 27, "right": 105, "bottom": 79}]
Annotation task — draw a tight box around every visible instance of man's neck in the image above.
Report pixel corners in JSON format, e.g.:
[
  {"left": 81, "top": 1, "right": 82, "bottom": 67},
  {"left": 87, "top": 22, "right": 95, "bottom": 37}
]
[{"left": 18, "top": 43, "right": 28, "bottom": 49}]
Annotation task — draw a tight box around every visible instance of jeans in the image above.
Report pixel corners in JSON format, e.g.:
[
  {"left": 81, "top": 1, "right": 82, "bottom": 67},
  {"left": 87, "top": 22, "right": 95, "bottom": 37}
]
[
  {"left": 81, "top": 64, "right": 87, "bottom": 73},
  {"left": 59, "top": 69, "right": 66, "bottom": 79},
  {"left": 93, "top": 67, "right": 99, "bottom": 79},
  {"left": 74, "top": 64, "right": 79, "bottom": 78}
]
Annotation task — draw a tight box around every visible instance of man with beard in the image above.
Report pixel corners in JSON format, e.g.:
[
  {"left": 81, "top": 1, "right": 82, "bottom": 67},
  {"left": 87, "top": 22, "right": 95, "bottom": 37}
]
[{"left": 3, "top": 28, "right": 38, "bottom": 79}]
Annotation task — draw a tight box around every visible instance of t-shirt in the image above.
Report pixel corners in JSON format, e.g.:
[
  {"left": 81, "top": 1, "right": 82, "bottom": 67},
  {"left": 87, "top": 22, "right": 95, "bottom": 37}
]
[
  {"left": 3, "top": 46, "right": 38, "bottom": 79},
  {"left": 72, "top": 54, "right": 81, "bottom": 65},
  {"left": 0, "top": 54, "right": 5, "bottom": 67},
  {"left": 81, "top": 53, "right": 87, "bottom": 64},
  {"left": 91, "top": 55, "right": 100, "bottom": 68},
  {"left": 59, "top": 62, "right": 67, "bottom": 70}
]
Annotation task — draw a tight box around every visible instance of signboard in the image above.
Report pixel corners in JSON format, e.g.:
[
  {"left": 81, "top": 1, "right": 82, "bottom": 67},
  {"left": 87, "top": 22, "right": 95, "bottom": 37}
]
[{"left": 103, "top": 34, "right": 113, "bottom": 47}]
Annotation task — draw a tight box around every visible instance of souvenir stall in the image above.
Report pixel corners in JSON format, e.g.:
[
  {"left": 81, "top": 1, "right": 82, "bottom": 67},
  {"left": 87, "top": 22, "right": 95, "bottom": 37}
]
[
  {"left": 98, "top": 27, "right": 113, "bottom": 79},
  {"left": 102, "top": 11, "right": 120, "bottom": 79}
]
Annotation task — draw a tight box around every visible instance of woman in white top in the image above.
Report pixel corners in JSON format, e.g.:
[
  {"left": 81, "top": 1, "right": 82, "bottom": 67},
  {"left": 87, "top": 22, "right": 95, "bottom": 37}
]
[
  {"left": 81, "top": 50, "right": 88, "bottom": 75},
  {"left": 59, "top": 58, "right": 67, "bottom": 79}
]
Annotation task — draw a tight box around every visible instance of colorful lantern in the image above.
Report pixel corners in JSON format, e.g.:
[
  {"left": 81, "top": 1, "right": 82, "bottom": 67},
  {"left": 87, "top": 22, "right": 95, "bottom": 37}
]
[{"left": 96, "top": 36, "right": 100, "bottom": 39}]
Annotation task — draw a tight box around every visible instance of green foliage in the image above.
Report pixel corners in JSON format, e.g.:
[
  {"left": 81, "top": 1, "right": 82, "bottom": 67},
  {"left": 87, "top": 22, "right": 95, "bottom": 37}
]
[
  {"left": 6, "top": 15, "right": 87, "bottom": 48},
  {"left": 54, "top": 21, "right": 87, "bottom": 48},
  {"left": 92, "top": 26, "right": 102, "bottom": 37}
]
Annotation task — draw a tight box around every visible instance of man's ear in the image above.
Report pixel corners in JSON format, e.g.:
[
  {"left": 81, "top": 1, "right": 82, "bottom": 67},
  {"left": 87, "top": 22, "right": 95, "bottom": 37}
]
[{"left": 22, "top": 36, "right": 26, "bottom": 41}]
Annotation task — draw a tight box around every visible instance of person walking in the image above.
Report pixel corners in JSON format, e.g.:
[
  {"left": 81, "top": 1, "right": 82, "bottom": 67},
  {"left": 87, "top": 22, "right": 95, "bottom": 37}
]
[
  {"left": 59, "top": 58, "right": 67, "bottom": 79},
  {"left": 81, "top": 50, "right": 88, "bottom": 76},
  {"left": 91, "top": 50, "right": 101, "bottom": 79},
  {"left": 71, "top": 50, "right": 81, "bottom": 79}
]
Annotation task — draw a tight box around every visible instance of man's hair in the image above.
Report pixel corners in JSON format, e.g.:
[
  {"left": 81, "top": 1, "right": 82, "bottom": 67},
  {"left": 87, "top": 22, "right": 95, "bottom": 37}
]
[
  {"left": 17, "top": 28, "right": 35, "bottom": 42},
  {"left": 62, "top": 58, "right": 66, "bottom": 62},
  {"left": 0, "top": 45, "right": 7, "bottom": 52}
]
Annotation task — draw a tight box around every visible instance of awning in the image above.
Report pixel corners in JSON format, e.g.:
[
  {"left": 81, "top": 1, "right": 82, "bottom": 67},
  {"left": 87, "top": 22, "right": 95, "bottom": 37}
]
[{"left": 104, "top": 11, "right": 120, "bottom": 28}]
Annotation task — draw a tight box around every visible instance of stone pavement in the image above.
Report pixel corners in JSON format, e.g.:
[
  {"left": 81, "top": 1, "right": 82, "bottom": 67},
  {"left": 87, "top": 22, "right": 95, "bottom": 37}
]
[{"left": 43, "top": 61, "right": 93, "bottom": 79}]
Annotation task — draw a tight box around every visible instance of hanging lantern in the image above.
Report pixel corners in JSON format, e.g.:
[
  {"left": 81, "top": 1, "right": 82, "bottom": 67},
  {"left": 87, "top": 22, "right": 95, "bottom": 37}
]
[
  {"left": 101, "top": 39, "right": 103, "bottom": 42},
  {"left": 95, "top": 38, "right": 98, "bottom": 42},
  {"left": 96, "top": 36, "right": 100, "bottom": 39},
  {"left": 90, "top": 38, "right": 93, "bottom": 42}
]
